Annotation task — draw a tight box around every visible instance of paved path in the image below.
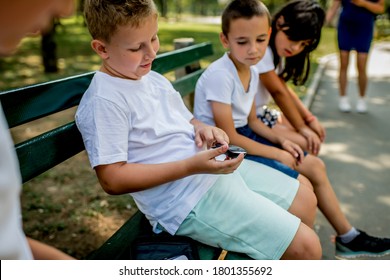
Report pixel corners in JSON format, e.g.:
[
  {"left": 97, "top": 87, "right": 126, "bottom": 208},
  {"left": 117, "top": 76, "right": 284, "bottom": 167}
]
[{"left": 308, "top": 42, "right": 390, "bottom": 259}]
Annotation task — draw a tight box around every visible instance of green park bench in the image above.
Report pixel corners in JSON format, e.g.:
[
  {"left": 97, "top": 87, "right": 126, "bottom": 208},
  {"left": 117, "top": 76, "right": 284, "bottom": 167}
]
[{"left": 0, "top": 42, "right": 250, "bottom": 260}]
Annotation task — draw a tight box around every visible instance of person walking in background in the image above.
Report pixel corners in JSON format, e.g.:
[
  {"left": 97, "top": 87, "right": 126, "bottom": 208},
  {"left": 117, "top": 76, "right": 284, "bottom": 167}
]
[
  {"left": 0, "top": 0, "right": 75, "bottom": 260},
  {"left": 326, "top": 0, "right": 385, "bottom": 113}
]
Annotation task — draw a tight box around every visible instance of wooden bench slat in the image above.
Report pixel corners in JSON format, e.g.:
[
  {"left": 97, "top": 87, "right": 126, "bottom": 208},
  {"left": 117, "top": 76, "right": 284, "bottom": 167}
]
[
  {"left": 152, "top": 42, "right": 213, "bottom": 73},
  {"left": 172, "top": 68, "right": 205, "bottom": 97},
  {"left": 0, "top": 72, "right": 95, "bottom": 128},
  {"left": 16, "top": 122, "right": 84, "bottom": 183},
  {"left": 86, "top": 211, "right": 145, "bottom": 260}
]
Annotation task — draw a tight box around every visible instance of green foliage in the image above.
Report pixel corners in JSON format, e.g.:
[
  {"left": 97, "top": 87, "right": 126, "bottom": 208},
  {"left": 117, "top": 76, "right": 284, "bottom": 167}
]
[{"left": 0, "top": 13, "right": 340, "bottom": 92}]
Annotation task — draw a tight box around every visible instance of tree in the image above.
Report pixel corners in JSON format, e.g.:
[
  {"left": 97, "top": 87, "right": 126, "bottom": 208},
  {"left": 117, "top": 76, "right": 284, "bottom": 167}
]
[
  {"left": 41, "top": 21, "right": 58, "bottom": 73},
  {"left": 156, "top": 0, "right": 168, "bottom": 18}
]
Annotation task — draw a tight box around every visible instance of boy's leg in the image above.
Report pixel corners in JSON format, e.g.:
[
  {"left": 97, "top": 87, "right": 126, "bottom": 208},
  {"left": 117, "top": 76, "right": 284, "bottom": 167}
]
[
  {"left": 281, "top": 223, "right": 322, "bottom": 260},
  {"left": 237, "top": 160, "right": 317, "bottom": 228},
  {"left": 176, "top": 162, "right": 320, "bottom": 259}
]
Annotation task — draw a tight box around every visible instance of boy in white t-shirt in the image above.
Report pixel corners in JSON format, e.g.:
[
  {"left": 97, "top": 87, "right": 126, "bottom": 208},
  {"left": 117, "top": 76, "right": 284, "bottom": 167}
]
[{"left": 76, "top": 0, "right": 321, "bottom": 260}]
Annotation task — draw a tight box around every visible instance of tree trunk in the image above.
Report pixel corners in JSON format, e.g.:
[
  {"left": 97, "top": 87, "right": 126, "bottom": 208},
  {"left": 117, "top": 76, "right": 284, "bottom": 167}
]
[{"left": 41, "top": 21, "right": 58, "bottom": 73}]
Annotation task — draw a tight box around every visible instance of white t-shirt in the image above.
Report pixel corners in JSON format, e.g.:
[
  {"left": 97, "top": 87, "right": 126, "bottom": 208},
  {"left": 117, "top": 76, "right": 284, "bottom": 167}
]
[
  {"left": 0, "top": 104, "right": 33, "bottom": 259},
  {"left": 194, "top": 53, "right": 259, "bottom": 128},
  {"left": 253, "top": 46, "right": 276, "bottom": 115},
  {"left": 75, "top": 71, "right": 218, "bottom": 235}
]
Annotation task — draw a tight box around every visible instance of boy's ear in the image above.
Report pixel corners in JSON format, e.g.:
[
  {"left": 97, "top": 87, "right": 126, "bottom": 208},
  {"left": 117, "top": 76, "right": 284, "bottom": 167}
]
[
  {"left": 219, "top": 32, "right": 229, "bottom": 49},
  {"left": 91, "top": 39, "right": 109, "bottom": 59}
]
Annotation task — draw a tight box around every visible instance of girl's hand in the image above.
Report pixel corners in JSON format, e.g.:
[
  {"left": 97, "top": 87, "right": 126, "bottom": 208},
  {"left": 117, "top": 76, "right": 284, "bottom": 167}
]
[
  {"left": 307, "top": 118, "right": 326, "bottom": 143},
  {"left": 275, "top": 149, "right": 299, "bottom": 170},
  {"left": 187, "top": 144, "right": 244, "bottom": 174},
  {"left": 279, "top": 139, "right": 304, "bottom": 165},
  {"left": 298, "top": 126, "right": 322, "bottom": 156},
  {"left": 351, "top": 0, "right": 365, "bottom": 8}
]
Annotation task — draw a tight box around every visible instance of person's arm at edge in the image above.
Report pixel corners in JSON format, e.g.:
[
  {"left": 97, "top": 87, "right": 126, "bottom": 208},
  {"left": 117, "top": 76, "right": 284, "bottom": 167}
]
[
  {"left": 325, "top": 0, "right": 341, "bottom": 25},
  {"left": 352, "top": 0, "right": 385, "bottom": 14},
  {"left": 27, "top": 237, "right": 75, "bottom": 260}
]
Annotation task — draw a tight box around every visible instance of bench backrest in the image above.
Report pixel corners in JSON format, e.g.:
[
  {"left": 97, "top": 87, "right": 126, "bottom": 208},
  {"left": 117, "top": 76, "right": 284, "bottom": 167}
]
[{"left": 0, "top": 42, "right": 213, "bottom": 183}]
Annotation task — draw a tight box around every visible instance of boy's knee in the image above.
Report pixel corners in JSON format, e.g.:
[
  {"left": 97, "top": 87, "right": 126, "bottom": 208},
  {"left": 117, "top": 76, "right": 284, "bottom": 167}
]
[
  {"left": 290, "top": 179, "right": 317, "bottom": 227},
  {"left": 282, "top": 225, "right": 322, "bottom": 260},
  {"left": 299, "top": 179, "right": 318, "bottom": 209},
  {"left": 298, "top": 174, "right": 314, "bottom": 191},
  {"left": 298, "top": 232, "right": 322, "bottom": 260}
]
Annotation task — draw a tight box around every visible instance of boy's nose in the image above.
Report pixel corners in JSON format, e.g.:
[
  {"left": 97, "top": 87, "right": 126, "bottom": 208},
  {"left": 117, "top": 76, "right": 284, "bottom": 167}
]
[
  {"left": 145, "top": 44, "right": 157, "bottom": 59},
  {"left": 145, "top": 46, "right": 157, "bottom": 60},
  {"left": 248, "top": 42, "right": 258, "bottom": 54}
]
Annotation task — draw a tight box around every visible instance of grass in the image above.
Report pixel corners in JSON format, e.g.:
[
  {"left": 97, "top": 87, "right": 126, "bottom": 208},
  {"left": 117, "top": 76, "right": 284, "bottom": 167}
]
[
  {"left": 0, "top": 18, "right": 338, "bottom": 100},
  {"left": 3, "top": 15, "right": 388, "bottom": 259},
  {"left": 0, "top": 17, "right": 223, "bottom": 91}
]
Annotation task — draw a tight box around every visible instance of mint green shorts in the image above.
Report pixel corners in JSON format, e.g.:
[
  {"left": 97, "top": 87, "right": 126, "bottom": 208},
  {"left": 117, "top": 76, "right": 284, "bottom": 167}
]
[{"left": 176, "top": 159, "right": 301, "bottom": 260}]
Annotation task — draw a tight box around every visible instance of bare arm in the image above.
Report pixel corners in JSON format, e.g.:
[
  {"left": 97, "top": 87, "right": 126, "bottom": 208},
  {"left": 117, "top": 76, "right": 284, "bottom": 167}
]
[
  {"left": 247, "top": 103, "right": 304, "bottom": 164},
  {"left": 286, "top": 86, "right": 326, "bottom": 144},
  {"left": 352, "top": 0, "right": 385, "bottom": 14},
  {"left": 260, "top": 71, "right": 306, "bottom": 132},
  {"left": 260, "top": 71, "right": 322, "bottom": 155},
  {"left": 211, "top": 101, "right": 303, "bottom": 167},
  {"left": 95, "top": 119, "right": 243, "bottom": 195},
  {"left": 326, "top": 0, "right": 342, "bottom": 25},
  {"left": 211, "top": 100, "right": 278, "bottom": 159},
  {"left": 27, "top": 238, "right": 75, "bottom": 260}
]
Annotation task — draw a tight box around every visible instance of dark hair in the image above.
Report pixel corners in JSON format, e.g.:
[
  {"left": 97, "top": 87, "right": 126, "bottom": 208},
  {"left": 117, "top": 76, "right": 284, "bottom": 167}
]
[
  {"left": 270, "top": 0, "right": 325, "bottom": 85},
  {"left": 221, "top": 0, "right": 271, "bottom": 36}
]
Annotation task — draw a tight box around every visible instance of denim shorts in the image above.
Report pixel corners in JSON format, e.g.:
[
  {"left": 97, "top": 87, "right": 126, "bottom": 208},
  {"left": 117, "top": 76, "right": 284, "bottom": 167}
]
[{"left": 236, "top": 124, "right": 302, "bottom": 179}]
